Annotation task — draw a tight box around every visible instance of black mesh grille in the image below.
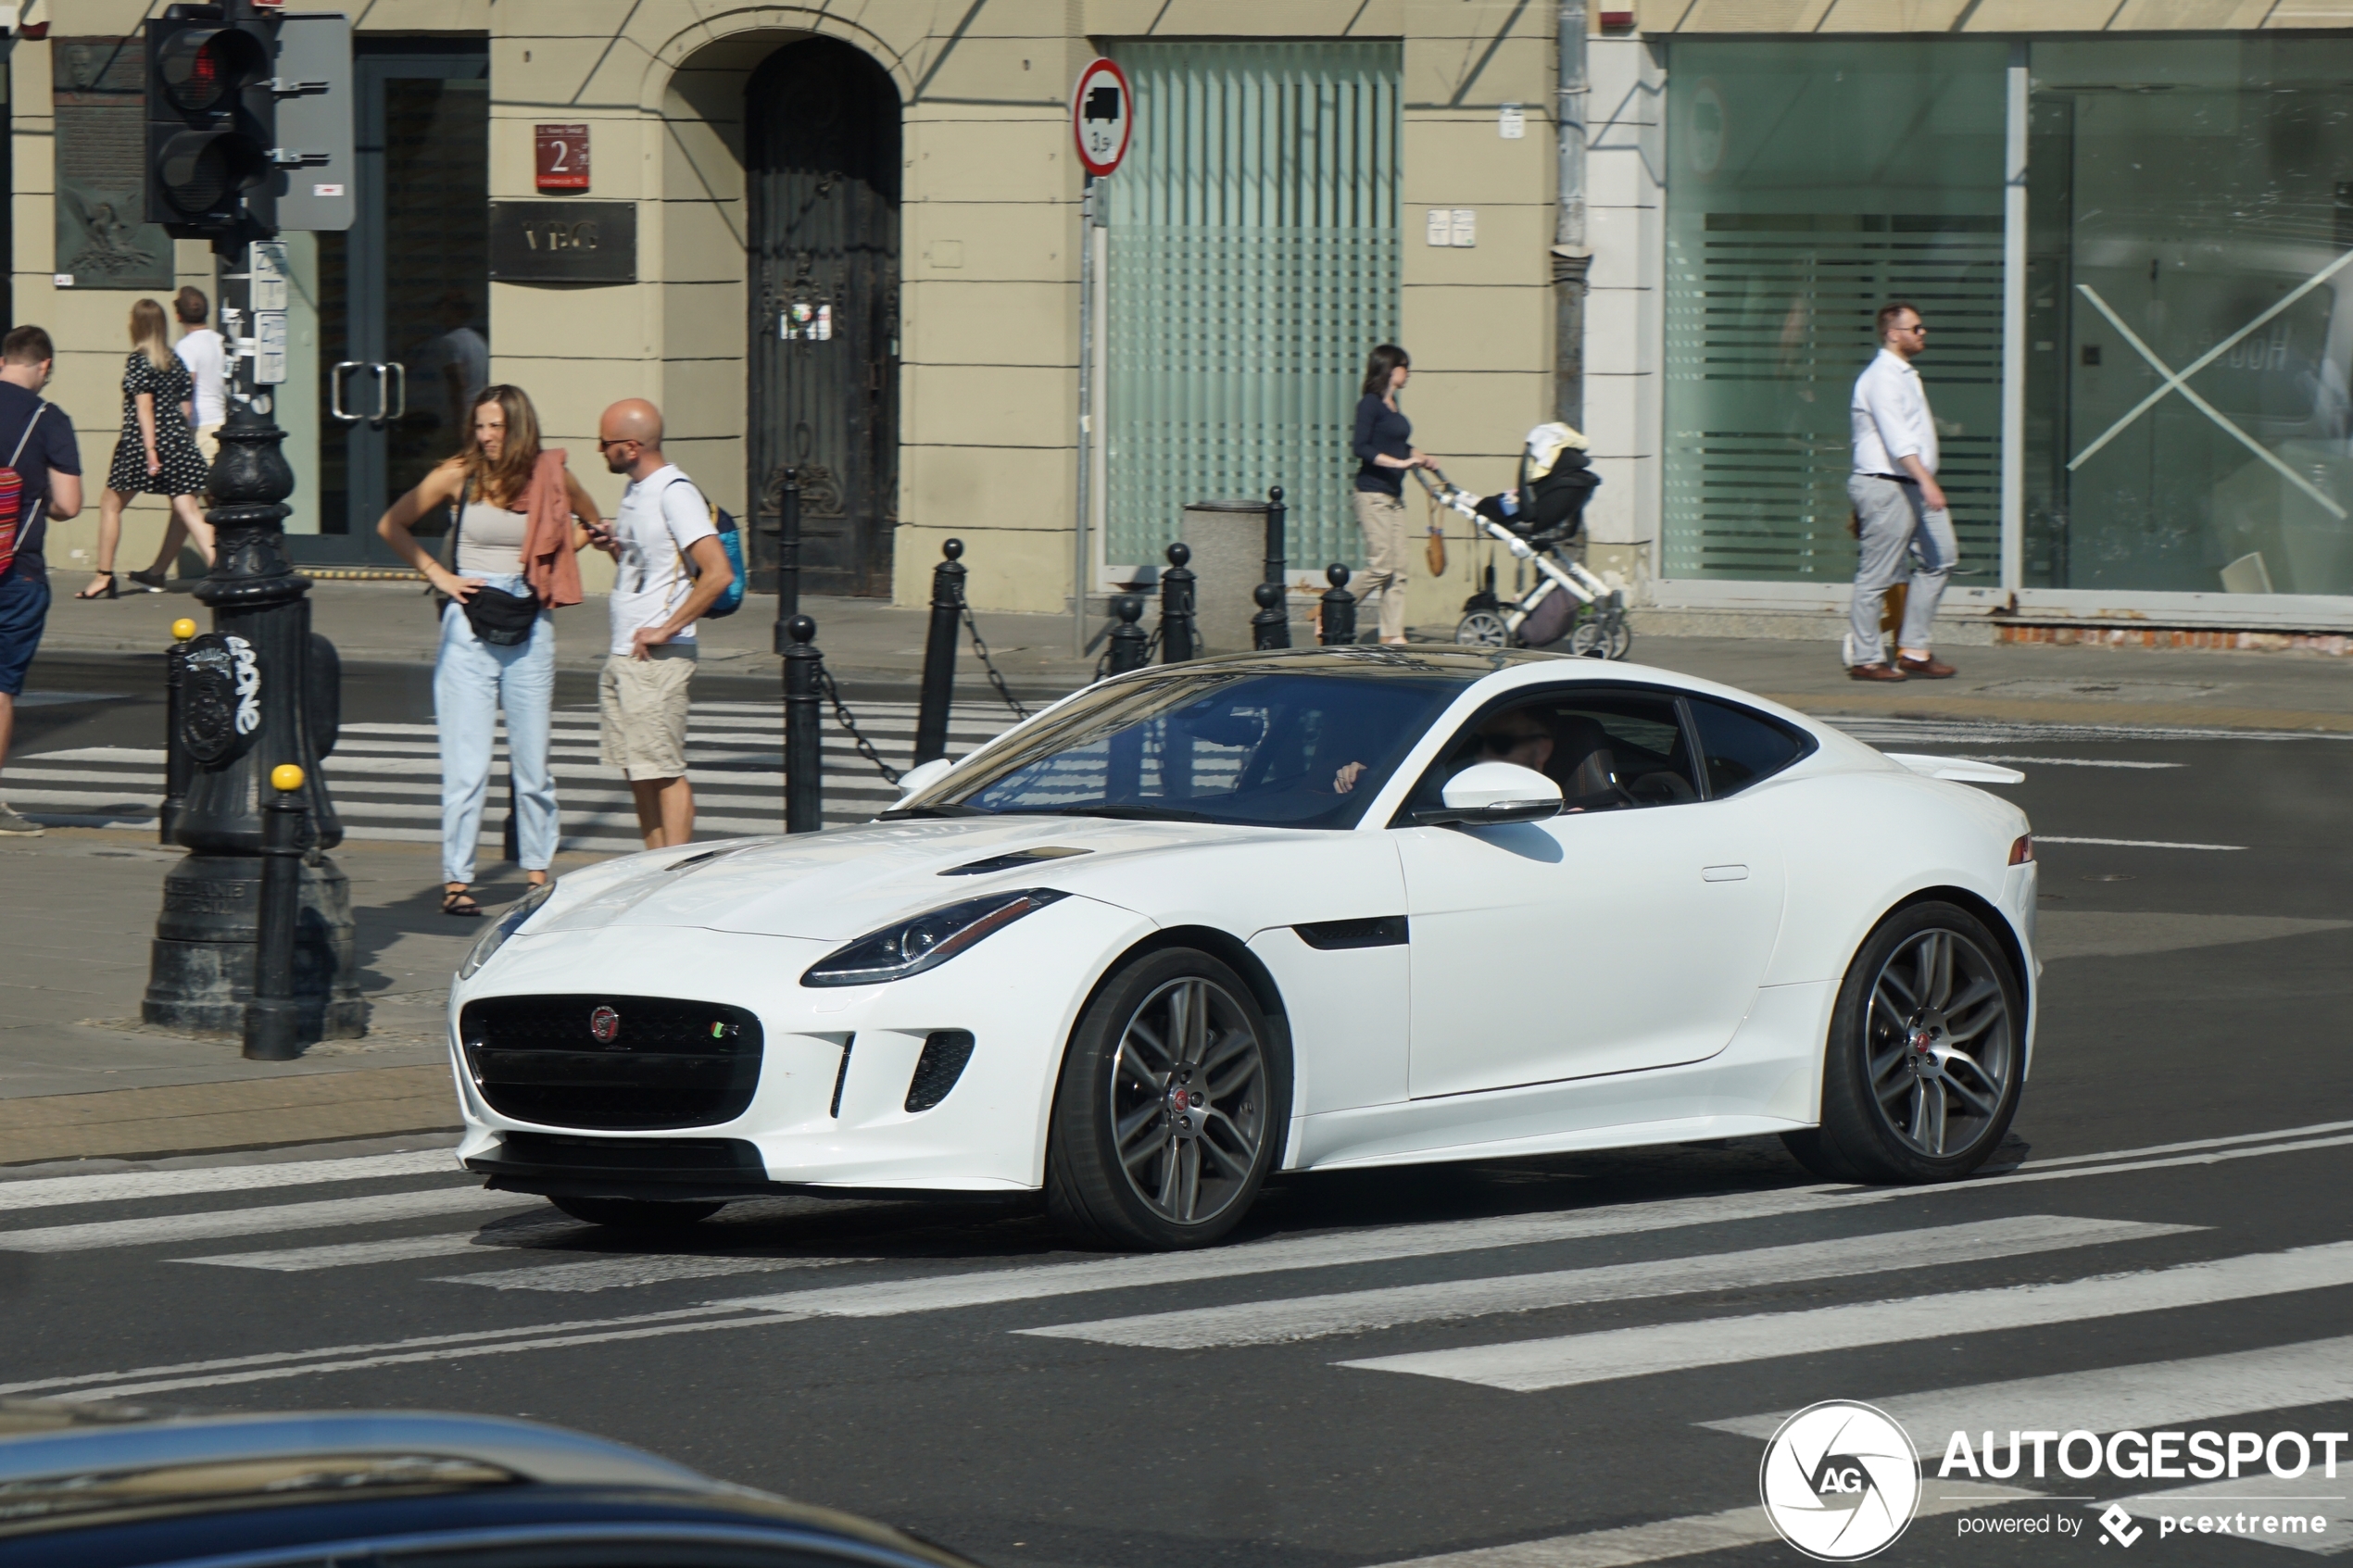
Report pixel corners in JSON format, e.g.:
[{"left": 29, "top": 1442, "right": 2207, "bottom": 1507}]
[
  {"left": 904, "top": 1030, "right": 975, "bottom": 1112},
  {"left": 461, "top": 994, "right": 762, "bottom": 1131},
  {"left": 494, "top": 1132, "right": 764, "bottom": 1176}
]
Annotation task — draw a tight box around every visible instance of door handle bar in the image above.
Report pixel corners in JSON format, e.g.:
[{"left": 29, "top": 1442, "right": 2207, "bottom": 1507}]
[
  {"left": 329, "top": 360, "right": 366, "bottom": 424},
  {"left": 380, "top": 360, "right": 405, "bottom": 427}
]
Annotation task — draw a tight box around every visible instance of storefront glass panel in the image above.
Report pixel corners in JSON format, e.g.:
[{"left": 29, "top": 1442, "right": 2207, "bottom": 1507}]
[
  {"left": 1661, "top": 42, "right": 2007, "bottom": 583},
  {"left": 1103, "top": 42, "right": 1400, "bottom": 571},
  {"left": 2026, "top": 40, "right": 2353, "bottom": 597}
]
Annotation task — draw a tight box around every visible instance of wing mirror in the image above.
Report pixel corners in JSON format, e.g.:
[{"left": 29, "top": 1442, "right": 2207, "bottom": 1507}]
[
  {"left": 1414, "top": 761, "right": 1564, "bottom": 826},
  {"left": 893, "top": 757, "right": 955, "bottom": 805}
]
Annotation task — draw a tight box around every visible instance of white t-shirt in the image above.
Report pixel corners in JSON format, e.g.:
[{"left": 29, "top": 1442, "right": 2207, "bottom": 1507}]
[
  {"left": 609, "top": 464, "right": 718, "bottom": 657},
  {"left": 1851, "top": 347, "right": 1938, "bottom": 477},
  {"left": 175, "top": 328, "right": 227, "bottom": 426}
]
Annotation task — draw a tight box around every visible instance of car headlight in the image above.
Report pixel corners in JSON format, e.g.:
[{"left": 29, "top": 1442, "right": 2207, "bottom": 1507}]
[
  {"left": 458, "top": 881, "right": 556, "bottom": 982},
  {"left": 801, "top": 889, "right": 1068, "bottom": 988}
]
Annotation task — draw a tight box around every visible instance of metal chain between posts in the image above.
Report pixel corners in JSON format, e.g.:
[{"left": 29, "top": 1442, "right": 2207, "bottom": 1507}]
[
  {"left": 816, "top": 667, "right": 903, "bottom": 784},
  {"left": 959, "top": 604, "right": 1031, "bottom": 721}
]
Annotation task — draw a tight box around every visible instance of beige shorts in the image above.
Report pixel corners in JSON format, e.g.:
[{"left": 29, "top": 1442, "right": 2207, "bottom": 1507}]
[
  {"left": 195, "top": 422, "right": 222, "bottom": 465},
  {"left": 598, "top": 647, "right": 697, "bottom": 780}
]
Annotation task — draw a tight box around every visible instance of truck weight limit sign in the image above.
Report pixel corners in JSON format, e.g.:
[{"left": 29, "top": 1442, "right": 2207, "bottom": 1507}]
[{"left": 1073, "top": 58, "right": 1132, "bottom": 177}]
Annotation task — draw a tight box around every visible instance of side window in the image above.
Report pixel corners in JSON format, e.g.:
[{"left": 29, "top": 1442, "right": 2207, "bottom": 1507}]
[
  {"left": 1687, "top": 696, "right": 1812, "bottom": 798},
  {"left": 1399, "top": 686, "right": 1702, "bottom": 817}
]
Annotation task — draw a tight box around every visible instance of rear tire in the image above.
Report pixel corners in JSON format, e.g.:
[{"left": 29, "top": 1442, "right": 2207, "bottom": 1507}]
[
  {"left": 1046, "top": 947, "right": 1289, "bottom": 1250},
  {"left": 549, "top": 1196, "right": 724, "bottom": 1230},
  {"left": 1786, "top": 900, "right": 2025, "bottom": 1184}
]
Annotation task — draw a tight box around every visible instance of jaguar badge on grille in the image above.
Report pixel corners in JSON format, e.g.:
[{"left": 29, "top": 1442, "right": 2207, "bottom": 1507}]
[{"left": 588, "top": 1005, "right": 621, "bottom": 1045}]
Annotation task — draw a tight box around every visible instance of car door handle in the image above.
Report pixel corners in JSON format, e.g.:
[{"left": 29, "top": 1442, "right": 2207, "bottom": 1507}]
[{"left": 1702, "top": 864, "right": 1749, "bottom": 882}]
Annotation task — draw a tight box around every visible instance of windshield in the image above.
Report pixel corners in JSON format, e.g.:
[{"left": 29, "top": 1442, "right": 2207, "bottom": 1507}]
[{"left": 898, "top": 665, "right": 1478, "bottom": 830}]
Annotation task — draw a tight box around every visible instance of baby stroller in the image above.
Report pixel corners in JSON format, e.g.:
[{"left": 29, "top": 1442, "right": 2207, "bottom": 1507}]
[{"left": 1415, "top": 423, "right": 1632, "bottom": 660}]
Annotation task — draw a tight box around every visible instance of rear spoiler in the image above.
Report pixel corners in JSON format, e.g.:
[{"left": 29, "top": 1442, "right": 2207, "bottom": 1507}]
[{"left": 1882, "top": 753, "right": 2024, "bottom": 784}]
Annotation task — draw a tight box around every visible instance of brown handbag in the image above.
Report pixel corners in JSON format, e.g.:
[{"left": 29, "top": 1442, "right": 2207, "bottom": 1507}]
[{"left": 1426, "top": 527, "right": 1447, "bottom": 576}]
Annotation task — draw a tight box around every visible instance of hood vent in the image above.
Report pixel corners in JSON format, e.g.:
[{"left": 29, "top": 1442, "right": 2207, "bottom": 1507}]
[{"left": 939, "top": 846, "right": 1092, "bottom": 876}]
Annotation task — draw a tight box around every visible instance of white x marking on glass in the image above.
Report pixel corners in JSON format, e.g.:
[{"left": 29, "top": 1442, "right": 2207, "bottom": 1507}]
[{"left": 2067, "top": 263, "right": 2353, "bottom": 522}]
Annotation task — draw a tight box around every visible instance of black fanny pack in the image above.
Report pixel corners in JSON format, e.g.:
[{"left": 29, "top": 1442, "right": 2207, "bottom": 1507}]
[
  {"left": 434, "top": 477, "right": 541, "bottom": 646},
  {"left": 461, "top": 583, "right": 540, "bottom": 646}
]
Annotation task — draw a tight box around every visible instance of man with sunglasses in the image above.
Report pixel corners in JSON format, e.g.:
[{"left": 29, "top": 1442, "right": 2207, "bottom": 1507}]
[{"left": 1846, "top": 301, "right": 1957, "bottom": 683}]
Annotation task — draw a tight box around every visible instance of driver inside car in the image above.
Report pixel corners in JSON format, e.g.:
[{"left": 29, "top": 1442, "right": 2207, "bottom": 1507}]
[{"left": 1333, "top": 709, "right": 1556, "bottom": 796}]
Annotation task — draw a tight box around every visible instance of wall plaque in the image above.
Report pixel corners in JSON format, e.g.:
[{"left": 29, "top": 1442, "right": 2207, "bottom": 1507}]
[
  {"left": 487, "top": 200, "right": 635, "bottom": 283},
  {"left": 53, "top": 35, "right": 172, "bottom": 289},
  {"left": 535, "top": 123, "right": 589, "bottom": 191}
]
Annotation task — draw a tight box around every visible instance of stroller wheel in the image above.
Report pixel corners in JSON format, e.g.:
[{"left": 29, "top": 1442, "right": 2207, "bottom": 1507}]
[
  {"left": 1606, "top": 617, "right": 1633, "bottom": 661},
  {"left": 1454, "top": 610, "right": 1512, "bottom": 647},
  {"left": 1568, "top": 617, "right": 1608, "bottom": 659}
]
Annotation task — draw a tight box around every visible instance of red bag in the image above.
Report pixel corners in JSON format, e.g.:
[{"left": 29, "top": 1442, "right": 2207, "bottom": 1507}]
[{"left": 0, "top": 405, "right": 49, "bottom": 579}]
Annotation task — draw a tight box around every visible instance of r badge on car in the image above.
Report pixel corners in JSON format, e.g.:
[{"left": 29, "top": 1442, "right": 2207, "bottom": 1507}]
[{"left": 589, "top": 1005, "right": 621, "bottom": 1045}]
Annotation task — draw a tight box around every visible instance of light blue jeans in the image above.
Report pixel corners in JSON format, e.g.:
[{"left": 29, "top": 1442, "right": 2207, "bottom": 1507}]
[{"left": 434, "top": 583, "right": 557, "bottom": 884}]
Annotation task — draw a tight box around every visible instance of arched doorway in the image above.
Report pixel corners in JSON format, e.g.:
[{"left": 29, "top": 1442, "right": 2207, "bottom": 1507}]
[{"left": 746, "top": 38, "right": 901, "bottom": 598}]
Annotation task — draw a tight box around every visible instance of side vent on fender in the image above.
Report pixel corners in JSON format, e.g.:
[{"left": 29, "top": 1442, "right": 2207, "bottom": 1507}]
[
  {"left": 1295, "top": 915, "right": 1409, "bottom": 950},
  {"left": 905, "top": 1030, "right": 977, "bottom": 1111}
]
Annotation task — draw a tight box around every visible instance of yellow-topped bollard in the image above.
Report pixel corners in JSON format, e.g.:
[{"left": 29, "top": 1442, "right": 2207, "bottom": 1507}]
[
  {"left": 170, "top": 617, "right": 196, "bottom": 641},
  {"left": 270, "top": 763, "right": 306, "bottom": 793}
]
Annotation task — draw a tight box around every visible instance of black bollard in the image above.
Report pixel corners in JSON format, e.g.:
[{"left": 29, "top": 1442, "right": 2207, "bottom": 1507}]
[
  {"left": 1105, "top": 595, "right": 1150, "bottom": 675},
  {"left": 243, "top": 763, "right": 308, "bottom": 1062},
  {"left": 1252, "top": 582, "right": 1290, "bottom": 651},
  {"left": 159, "top": 616, "right": 196, "bottom": 844},
  {"left": 783, "top": 614, "right": 824, "bottom": 834},
  {"left": 1263, "top": 484, "right": 1289, "bottom": 596},
  {"left": 1160, "top": 542, "right": 1196, "bottom": 663},
  {"left": 914, "top": 539, "right": 965, "bottom": 766},
  {"left": 772, "top": 467, "right": 803, "bottom": 633},
  {"left": 1319, "top": 563, "right": 1358, "bottom": 646}
]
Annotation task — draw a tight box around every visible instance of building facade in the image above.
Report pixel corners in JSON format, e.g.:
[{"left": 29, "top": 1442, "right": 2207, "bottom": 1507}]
[{"left": 14, "top": 0, "right": 2353, "bottom": 636}]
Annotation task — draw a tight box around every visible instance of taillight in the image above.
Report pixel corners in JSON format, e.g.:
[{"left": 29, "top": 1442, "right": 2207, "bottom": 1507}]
[{"left": 2008, "top": 834, "right": 2034, "bottom": 866}]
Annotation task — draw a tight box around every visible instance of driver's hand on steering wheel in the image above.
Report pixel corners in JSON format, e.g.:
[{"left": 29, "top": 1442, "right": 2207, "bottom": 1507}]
[{"left": 1333, "top": 760, "right": 1368, "bottom": 795}]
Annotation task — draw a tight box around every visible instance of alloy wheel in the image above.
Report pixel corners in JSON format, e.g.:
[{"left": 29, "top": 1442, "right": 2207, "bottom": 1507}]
[
  {"left": 1107, "top": 976, "right": 1268, "bottom": 1225},
  {"left": 1864, "top": 926, "right": 2016, "bottom": 1157}
]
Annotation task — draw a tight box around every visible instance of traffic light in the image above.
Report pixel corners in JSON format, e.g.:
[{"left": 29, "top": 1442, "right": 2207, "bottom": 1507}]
[{"left": 145, "top": 6, "right": 273, "bottom": 237}]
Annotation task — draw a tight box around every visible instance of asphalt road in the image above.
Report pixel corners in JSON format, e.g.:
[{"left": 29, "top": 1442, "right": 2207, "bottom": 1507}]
[{"left": 6, "top": 650, "right": 2353, "bottom": 1567}]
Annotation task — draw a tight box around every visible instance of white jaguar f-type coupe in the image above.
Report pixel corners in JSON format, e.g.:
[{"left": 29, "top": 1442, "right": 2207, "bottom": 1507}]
[{"left": 448, "top": 647, "right": 2037, "bottom": 1249}]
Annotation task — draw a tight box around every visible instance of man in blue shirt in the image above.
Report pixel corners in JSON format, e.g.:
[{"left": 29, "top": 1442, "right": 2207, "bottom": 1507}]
[{"left": 0, "top": 326, "right": 86, "bottom": 835}]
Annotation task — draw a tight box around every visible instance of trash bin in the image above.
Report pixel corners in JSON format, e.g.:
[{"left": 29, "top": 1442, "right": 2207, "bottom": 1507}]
[{"left": 1179, "top": 497, "right": 1272, "bottom": 654}]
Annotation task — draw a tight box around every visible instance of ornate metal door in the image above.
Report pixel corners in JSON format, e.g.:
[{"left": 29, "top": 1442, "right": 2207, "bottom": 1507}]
[{"left": 747, "top": 39, "right": 901, "bottom": 597}]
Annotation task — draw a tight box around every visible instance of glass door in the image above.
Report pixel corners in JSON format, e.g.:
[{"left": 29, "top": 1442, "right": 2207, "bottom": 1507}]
[{"left": 286, "top": 44, "right": 488, "bottom": 565}]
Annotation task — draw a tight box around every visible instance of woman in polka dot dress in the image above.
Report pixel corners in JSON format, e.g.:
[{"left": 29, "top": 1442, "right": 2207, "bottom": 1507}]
[{"left": 79, "top": 297, "right": 214, "bottom": 599}]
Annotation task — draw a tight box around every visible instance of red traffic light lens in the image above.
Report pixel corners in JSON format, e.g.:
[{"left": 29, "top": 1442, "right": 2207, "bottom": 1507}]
[{"left": 158, "top": 27, "right": 268, "bottom": 114}]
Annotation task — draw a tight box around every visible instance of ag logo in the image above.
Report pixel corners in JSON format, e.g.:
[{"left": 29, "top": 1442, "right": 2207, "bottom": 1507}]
[{"left": 1759, "top": 1400, "right": 1920, "bottom": 1561}]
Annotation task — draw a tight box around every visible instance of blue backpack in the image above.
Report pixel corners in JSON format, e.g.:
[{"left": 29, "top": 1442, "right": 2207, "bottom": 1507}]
[{"left": 669, "top": 475, "right": 748, "bottom": 619}]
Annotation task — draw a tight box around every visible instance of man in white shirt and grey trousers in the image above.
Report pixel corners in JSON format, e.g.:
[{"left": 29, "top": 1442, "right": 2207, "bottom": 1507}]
[
  {"left": 1846, "top": 300, "right": 1957, "bottom": 682},
  {"left": 595, "top": 398, "right": 734, "bottom": 849}
]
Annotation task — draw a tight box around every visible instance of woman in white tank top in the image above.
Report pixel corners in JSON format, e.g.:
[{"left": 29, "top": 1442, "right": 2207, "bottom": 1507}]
[{"left": 374, "top": 385, "right": 604, "bottom": 917}]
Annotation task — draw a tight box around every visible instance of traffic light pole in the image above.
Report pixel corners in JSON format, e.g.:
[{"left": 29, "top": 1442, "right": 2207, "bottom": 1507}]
[{"left": 139, "top": 223, "right": 363, "bottom": 1042}]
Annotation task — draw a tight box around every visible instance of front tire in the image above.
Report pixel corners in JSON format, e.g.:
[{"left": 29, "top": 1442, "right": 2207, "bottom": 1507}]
[
  {"left": 1046, "top": 947, "right": 1288, "bottom": 1250},
  {"left": 1783, "top": 901, "right": 2024, "bottom": 1184},
  {"left": 549, "top": 1196, "right": 724, "bottom": 1230}
]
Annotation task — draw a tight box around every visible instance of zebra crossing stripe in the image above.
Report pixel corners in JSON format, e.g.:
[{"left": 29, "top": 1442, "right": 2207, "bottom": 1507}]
[
  {"left": 1362, "top": 1483, "right": 2039, "bottom": 1568},
  {"left": 1338, "top": 1240, "right": 2353, "bottom": 1393},
  {"left": 437, "top": 1252, "right": 875, "bottom": 1292},
  {"left": 1015, "top": 1215, "right": 2196, "bottom": 1349},
  {"left": 0, "top": 1185, "right": 530, "bottom": 1253},
  {"left": 181, "top": 1220, "right": 585, "bottom": 1273},
  {"left": 1700, "top": 1333, "right": 2353, "bottom": 1448},
  {"left": 0, "top": 1148, "right": 456, "bottom": 1212}
]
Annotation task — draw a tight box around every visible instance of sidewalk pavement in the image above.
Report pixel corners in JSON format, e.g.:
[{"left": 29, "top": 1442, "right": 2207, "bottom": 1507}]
[
  {"left": 8, "top": 583, "right": 2349, "bottom": 1173},
  {"left": 31, "top": 580, "right": 2353, "bottom": 732}
]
